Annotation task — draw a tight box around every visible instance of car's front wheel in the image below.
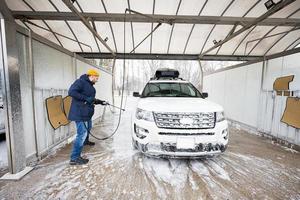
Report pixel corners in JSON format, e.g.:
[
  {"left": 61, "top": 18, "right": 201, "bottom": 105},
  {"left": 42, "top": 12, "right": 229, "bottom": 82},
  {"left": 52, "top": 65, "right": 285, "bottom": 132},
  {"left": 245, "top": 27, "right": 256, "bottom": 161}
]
[{"left": 132, "top": 138, "right": 138, "bottom": 150}]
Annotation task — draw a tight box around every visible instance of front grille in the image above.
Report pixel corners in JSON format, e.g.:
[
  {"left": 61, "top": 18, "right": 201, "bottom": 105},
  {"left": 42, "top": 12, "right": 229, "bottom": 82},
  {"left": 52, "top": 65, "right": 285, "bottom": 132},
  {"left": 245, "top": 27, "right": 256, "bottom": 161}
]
[
  {"left": 158, "top": 132, "right": 215, "bottom": 135},
  {"left": 160, "top": 143, "right": 224, "bottom": 152},
  {"left": 153, "top": 112, "right": 215, "bottom": 129}
]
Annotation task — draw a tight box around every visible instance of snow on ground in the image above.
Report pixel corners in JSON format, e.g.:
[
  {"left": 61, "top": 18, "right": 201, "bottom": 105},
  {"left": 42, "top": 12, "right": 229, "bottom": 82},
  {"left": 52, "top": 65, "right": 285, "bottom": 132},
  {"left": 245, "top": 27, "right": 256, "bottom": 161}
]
[
  {"left": 0, "top": 140, "right": 7, "bottom": 169},
  {"left": 0, "top": 96, "right": 299, "bottom": 199}
]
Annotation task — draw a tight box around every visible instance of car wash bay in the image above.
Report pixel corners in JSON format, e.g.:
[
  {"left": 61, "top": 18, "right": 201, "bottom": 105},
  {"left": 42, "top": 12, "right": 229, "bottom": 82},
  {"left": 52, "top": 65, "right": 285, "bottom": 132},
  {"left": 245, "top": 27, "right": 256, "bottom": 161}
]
[
  {"left": 0, "top": 97, "right": 299, "bottom": 199},
  {"left": 1, "top": 0, "right": 300, "bottom": 199}
]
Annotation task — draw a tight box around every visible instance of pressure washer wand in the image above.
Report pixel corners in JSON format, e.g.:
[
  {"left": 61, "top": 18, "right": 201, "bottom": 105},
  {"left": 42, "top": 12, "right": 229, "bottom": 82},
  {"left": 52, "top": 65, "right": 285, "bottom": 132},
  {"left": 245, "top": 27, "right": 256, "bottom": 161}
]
[{"left": 107, "top": 103, "right": 125, "bottom": 111}]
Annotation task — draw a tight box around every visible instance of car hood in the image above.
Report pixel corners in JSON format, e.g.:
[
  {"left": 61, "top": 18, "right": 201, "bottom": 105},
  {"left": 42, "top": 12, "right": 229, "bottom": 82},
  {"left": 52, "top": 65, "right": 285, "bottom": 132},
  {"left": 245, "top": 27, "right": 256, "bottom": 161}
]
[{"left": 137, "top": 97, "right": 223, "bottom": 113}]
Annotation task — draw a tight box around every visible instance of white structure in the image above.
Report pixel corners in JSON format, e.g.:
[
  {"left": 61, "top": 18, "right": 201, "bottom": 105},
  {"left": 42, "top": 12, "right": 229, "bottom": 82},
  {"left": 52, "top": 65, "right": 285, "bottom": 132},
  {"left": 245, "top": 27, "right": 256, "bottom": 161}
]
[{"left": 204, "top": 52, "right": 300, "bottom": 146}]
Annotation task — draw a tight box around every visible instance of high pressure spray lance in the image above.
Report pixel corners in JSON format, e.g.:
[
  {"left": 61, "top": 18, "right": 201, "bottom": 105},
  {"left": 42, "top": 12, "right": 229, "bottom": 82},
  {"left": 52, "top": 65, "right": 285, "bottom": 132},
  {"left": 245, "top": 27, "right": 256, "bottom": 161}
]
[
  {"left": 82, "top": 98, "right": 126, "bottom": 141},
  {"left": 94, "top": 99, "right": 125, "bottom": 112}
]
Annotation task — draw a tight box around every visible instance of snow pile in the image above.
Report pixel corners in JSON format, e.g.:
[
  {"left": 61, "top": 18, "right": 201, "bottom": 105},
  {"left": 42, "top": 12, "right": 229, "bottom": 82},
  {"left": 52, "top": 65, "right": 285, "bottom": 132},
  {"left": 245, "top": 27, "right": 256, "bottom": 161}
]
[{"left": 0, "top": 141, "right": 8, "bottom": 169}]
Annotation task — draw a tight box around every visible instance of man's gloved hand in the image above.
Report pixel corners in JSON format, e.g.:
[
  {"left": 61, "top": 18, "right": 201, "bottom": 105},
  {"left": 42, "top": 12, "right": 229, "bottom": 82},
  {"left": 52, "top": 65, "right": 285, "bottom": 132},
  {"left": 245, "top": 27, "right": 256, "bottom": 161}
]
[
  {"left": 94, "top": 99, "right": 109, "bottom": 106},
  {"left": 85, "top": 96, "right": 95, "bottom": 104}
]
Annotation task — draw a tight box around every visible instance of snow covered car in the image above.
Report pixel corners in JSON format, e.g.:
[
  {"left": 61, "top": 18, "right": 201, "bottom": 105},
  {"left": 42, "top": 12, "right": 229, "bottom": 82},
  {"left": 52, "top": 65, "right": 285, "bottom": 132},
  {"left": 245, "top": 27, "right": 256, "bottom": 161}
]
[{"left": 132, "top": 69, "right": 228, "bottom": 158}]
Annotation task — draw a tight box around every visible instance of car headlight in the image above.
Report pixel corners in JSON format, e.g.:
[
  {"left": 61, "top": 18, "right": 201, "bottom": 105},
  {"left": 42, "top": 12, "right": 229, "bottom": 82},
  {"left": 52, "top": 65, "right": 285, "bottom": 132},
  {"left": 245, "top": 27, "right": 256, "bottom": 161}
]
[
  {"left": 216, "top": 111, "right": 225, "bottom": 122},
  {"left": 136, "top": 108, "right": 154, "bottom": 122}
]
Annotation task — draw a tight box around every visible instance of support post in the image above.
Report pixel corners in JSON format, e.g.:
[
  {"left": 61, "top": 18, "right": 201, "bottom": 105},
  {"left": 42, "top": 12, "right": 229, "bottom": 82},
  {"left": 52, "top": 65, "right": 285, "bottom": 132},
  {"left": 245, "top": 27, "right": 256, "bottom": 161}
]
[
  {"left": 198, "top": 60, "right": 204, "bottom": 91},
  {"left": 0, "top": 0, "right": 33, "bottom": 179},
  {"left": 111, "top": 58, "right": 116, "bottom": 109},
  {"left": 28, "top": 29, "right": 39, "bottom": 159}
]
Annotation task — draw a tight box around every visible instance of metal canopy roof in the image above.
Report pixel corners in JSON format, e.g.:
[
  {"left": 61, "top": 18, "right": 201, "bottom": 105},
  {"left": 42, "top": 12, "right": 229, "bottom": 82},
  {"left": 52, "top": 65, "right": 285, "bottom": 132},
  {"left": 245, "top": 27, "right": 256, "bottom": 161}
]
[{"left": 5, "top": 0, "right": 300, "bottom": 60}]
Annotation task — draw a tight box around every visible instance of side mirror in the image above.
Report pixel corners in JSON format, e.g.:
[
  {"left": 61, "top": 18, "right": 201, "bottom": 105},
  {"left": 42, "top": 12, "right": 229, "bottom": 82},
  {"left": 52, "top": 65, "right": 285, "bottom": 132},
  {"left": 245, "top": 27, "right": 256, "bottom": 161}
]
[
  {"left": 202, "top": 92, "right": 208, "bottom": 98},
  {"left": 133, "top": 92, "right": 140, "bottom": 97}
]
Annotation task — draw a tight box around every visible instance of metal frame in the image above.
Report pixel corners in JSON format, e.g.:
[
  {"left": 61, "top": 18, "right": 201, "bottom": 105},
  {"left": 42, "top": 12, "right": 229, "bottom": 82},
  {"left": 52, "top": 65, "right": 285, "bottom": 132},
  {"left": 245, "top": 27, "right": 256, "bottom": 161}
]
[
  {"left": 19, "top": 19, "right": 32, "bottom": 31},
  {"left": 15, "top": 24, "right": 112, "bottom": 74},
  {"left": 76, "top": 52, "right": 262, "bottom": 61},
  {"left": 62, "top": 0, "right": 115, "bottom": 55},
  {"left": 284, "top": 37, "right": 300, "bottom": 51},
  {"left": 198, "top": 60, "right": 204, "bottom": 91},
  {"left": 127, "top": 0, "right": 136, "bottom": 53},
  {"left": 0, "top": 17, "right": 13, "bottom": 173},
  {"left": 91, "top": 19, "right": 101, "bottom": 52},
  {"left": 292, "top": 41, "right": 300, "bottom": 49},
  {"left": 126, "top": 8, "right": 172, "bottom": 53},
  {"left": 246, "top": 7, "right": 300, "bottom": 55},
  {"left": 101, "top": 0, "right": 118, "bottom": 52},
  {"left": 183, "top": 0, "right": 208, "bottom": 54},
  {"left": 232, "top": 26, "right": 256, "bottom": 55},
  {"left": 199, "top": 0, "right": 296, "bottom": 58},
  {"left": 48, "top": 0, "right": 83, "bottom": 52},
  {"left": 22, "top": 0, "right": 64, "bottom": 47},
  {"left": 130, "top": 22, "right": 161, "bottom": 53},
  {"left": 150, "top": 0, "right": 155, "bottom": 54},
  {"left": 0, "top": 3, "right": 27, "bottom": 174},
  {"left": 73, "top": 0, "right": 99, "bottom": 52},
  {"left": 111, "top": 58, "right": 116, "bottom": 107},
  {"left": 199, "top": 0, "right": 236, "bottom": 55},
  {"left": 23, "top": 20, "right": 92, "bottom": 51},
  {"left": 11, "top": 11, "right": 300, "bottom": 27},
  {"left": 263, "top": 26, "right": 300, "bottom": 55},
  {"left": 166, "top": 0, "right": 182, "bottom": 54},
  {"left": 230, "top": 0, "right": 263, "bottom": 55},
  {"left": 27, "top": 29, "right": 39, "bottom": 158},
  {"left": 205, "top": 47, "right": 300, "bottom": 76},
  {"left": 215, "top": 23, "right": 237, "bottom": 55},
  {"left": 245, "top": 28, "right": 300, "bottom": 47}
]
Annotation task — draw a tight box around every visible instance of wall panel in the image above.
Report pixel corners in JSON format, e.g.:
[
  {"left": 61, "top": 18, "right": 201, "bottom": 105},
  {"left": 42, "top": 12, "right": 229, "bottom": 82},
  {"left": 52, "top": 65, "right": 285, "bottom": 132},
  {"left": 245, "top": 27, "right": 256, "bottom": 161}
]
[{"left": 204, "top": 52, "right": 300, "bottom": 146}]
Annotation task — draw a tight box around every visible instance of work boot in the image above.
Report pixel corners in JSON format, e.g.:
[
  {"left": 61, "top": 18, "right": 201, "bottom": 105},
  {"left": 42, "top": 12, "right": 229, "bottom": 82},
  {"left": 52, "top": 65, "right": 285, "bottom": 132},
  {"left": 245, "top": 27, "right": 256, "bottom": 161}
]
[
  {"left": 84, "top": 141, "right": 95, "bottom": 146},
  {"left": 79, "top": 156, "right": 89, "bottom": 163},
  {"left": 69, "top": 157, "right": 89, "bottom": 165}
]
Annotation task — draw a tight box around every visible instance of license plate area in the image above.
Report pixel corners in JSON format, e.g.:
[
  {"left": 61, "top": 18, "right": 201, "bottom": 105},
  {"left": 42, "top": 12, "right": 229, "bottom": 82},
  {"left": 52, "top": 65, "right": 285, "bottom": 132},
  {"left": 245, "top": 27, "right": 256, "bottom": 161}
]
[{"left": 176, "top": 137, "right": 195, "bottom": 149}]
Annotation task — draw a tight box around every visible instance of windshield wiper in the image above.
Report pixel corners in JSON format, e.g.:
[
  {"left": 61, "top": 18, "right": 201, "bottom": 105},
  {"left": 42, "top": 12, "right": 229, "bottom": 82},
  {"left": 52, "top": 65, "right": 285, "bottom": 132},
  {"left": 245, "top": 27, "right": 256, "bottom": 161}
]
[{"left": 175, "top": 94, "right": 191, "bottom": 97}]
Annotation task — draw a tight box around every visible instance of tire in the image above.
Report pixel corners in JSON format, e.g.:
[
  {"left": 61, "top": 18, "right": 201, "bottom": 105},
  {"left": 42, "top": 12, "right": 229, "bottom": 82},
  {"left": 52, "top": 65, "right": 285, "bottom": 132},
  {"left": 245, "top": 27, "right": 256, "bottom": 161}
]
[{"left": 132, "top": 138, "right": 138, "bottom": 150}]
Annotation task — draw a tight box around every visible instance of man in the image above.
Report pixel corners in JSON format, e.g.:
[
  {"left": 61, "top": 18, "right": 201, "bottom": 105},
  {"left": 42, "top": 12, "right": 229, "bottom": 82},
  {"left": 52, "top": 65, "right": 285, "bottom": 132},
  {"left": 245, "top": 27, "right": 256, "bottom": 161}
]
[{"left": 68, "top": 69, "right": 107, "bottom": 165}]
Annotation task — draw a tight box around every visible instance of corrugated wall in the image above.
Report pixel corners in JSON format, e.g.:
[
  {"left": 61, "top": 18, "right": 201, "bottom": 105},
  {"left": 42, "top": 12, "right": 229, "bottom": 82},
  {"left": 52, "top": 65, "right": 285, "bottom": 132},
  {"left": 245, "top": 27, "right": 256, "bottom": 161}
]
[
  {"left": 204, "top": 53, "right": 300, "bottom": 146},
  {"left": 16, "top": 32, "right": 113, "bottom": 161}
]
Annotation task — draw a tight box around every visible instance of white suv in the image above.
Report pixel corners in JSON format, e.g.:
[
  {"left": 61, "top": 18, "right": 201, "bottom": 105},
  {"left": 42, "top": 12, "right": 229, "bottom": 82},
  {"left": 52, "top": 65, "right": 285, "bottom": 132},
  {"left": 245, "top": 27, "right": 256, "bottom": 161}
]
[{"left": 132, "top": 69, "right": 228, "bottom": 158}]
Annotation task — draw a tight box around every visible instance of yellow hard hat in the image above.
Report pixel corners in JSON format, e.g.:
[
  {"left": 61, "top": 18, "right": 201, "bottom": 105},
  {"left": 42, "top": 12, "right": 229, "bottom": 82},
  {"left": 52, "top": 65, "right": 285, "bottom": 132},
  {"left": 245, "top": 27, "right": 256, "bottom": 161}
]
[{"left": 86, "top": 69, "right": 100, "bottom": 77}]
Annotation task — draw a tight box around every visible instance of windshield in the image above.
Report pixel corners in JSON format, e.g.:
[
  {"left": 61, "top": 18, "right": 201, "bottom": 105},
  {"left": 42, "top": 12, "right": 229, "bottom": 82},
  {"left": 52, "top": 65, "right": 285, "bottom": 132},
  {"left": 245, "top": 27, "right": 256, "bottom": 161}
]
[{"left": 141, "top": 82, "right": 203, "bottom": 98}]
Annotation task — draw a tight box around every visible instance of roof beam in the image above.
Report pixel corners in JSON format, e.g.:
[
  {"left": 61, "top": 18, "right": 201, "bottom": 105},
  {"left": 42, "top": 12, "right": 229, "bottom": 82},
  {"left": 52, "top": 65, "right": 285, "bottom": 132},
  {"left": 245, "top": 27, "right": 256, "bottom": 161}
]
[
  {"left": 200, "top": 0, "right": 235, "bottom": 54},
  {"left": 246, "top": 7, "right": 300, "bottom": 55},
  {"left": 48, "top": 0, "right": 84, "bottom": 52},
  {"left": 62, "top": 0, "right": 115, "bottom": 55},
  {"left": 76, "top": 52, "right": 261, "bottom": 61},
  {"left": 183, "top": 0, "right": 208, "bottom": 54},
  {"left": 12, "top": 11, "right": 300, "bottom": 27},
  {"left": 219, "top": 0, "right": 262, "bottom": 55},
  {"left": 263, "top": 26, "right": 299, "bottom": 55},
  {"left": 101, "top": 0, "right": 118, "bottom": 52},
  {"left": 150, "top": 0, "right": 156, "bottom": 54},
  {"left": 22, "top": 0, "right": 64, "bottom": 48},
  {"left": 127, "top": 0, "right": 136, "bottom": 53},
  {"left": 199, "top": 0, "right": 296, "bottom": 58},
  {"left": 167, "top": 0, "right": 182, "bottom": 54},
  {"left": 205, "top": 47, "right": 300, "bottom": 76},
  {"left": 284, "top": 36, "right": 300, "bottom": 51}
]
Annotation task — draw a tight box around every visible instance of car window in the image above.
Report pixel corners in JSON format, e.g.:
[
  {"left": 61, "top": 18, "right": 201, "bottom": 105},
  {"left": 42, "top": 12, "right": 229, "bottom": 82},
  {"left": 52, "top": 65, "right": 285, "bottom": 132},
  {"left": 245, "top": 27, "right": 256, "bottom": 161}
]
[{"left": 141, "top": 82, "right": 203, "bottom": 98}]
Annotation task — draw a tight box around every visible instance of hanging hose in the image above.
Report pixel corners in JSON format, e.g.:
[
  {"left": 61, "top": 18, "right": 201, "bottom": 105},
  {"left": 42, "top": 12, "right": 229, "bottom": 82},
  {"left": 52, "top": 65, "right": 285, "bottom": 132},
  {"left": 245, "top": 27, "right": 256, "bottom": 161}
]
[{"left": 83, "top": 9, "right": 128, "bottom": 141}]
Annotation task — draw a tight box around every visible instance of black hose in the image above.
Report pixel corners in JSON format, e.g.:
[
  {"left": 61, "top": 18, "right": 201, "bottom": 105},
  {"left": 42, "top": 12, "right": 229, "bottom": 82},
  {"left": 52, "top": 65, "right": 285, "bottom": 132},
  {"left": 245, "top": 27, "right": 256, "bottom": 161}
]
[{"left": 83, "top": 10, "right": 128, "bottom": 141}]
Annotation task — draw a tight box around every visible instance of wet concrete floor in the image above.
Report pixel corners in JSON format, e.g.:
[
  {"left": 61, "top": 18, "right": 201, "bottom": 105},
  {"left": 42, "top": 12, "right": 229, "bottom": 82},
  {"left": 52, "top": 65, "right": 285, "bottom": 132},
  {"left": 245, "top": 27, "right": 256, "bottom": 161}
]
[{"left": 0, "top": 97, "right": 299, "bottom": 200}]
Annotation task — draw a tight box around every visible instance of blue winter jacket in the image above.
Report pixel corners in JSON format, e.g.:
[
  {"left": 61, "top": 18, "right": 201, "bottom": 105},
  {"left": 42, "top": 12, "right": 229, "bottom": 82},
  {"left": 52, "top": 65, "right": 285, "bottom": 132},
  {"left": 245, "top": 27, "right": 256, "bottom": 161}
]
[{"left": 68, "top": 74, "right": 96, "bottom": 121}]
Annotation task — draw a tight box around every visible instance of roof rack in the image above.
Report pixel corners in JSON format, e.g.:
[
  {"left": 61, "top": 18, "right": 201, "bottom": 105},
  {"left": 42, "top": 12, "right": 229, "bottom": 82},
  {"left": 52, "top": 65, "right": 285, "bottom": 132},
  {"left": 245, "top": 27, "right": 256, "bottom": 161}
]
[{"left": 152, "top": 68, "right": 182, "bottom": 80}]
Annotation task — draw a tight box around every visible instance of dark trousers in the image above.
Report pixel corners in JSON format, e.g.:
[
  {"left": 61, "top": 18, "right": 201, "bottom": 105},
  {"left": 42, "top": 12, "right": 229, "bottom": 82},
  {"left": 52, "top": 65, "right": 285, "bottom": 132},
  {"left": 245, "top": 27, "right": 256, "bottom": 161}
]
[{"left": 70, "top": 120, "right": 92, "bottom": 160}]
